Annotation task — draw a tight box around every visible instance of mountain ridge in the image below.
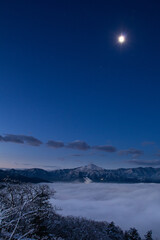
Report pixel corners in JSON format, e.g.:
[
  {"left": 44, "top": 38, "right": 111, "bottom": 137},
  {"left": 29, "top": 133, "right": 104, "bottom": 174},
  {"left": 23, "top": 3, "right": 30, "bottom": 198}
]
[{"left": 1, "top": 164, "right": 160, "bottom": 183}]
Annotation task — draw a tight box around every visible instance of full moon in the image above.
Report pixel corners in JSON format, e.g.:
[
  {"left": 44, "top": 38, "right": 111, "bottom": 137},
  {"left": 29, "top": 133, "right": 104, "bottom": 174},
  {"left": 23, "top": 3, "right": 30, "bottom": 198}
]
[{"left": 118, "top": 35, "right": 126, "bottom": 44}]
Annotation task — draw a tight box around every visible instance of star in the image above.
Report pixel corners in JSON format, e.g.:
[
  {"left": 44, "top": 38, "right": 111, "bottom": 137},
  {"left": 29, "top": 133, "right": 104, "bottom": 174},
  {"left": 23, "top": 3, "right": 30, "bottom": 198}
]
[{"left": 118, "top": 35, "right": 126, "bottom": 44}]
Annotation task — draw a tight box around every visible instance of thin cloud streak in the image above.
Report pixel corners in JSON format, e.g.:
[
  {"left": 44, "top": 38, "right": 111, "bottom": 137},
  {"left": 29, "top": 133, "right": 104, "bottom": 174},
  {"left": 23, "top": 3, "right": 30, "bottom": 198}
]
[
  {"left": 129, "top": 159, "right": 160, "bottom": 166},
  {"left": 142, "top": 141, "right": 155, "bottom": 146},
  {"left": 0, "top": 134, "right": 42, "bottom": 146},
  {"left": 47, "top": 140, "right": 64, "bottom": 148},
  {"left": 1, "top": 134, "right": 147, "bottom": 159},
  {"left": 93, "top": 145, "right": 117, "bottom": 153},
  {"left": 155, "top": 151, "right": 160, "bottom": 157},
  {"left": 119, "top": 148, "right": 143, "bottom": 157},
  {"left": 66, "top": 140, "right": 91, "bottom": 151},
  {"left": 0, "top": 134, "right": 118, "bottom": 153}
]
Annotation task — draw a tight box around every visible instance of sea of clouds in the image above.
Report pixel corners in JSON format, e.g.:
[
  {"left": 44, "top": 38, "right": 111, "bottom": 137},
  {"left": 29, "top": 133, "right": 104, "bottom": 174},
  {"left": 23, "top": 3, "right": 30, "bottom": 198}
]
[{"left": 49, "top": 183, "right": 160, "bottom": 238}]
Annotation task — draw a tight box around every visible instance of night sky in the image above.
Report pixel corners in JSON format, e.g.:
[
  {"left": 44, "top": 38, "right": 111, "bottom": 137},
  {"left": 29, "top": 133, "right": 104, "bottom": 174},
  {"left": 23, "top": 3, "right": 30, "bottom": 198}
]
[{"left": 1, "top": 0, "right": 160, "bottom": 169}]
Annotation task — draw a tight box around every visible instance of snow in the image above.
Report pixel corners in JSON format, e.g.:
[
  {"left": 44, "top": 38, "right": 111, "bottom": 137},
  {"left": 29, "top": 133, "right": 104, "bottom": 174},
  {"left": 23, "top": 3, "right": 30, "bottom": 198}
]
[{"left": 75, "top": 164, "right": 104, "bottom": 172}]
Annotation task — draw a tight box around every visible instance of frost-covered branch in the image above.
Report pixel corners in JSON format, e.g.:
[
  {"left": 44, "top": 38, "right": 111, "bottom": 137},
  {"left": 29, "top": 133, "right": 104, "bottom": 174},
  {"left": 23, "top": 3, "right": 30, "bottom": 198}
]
[{"left": 0, "top": 183, "right": 55, "bottom": 239}]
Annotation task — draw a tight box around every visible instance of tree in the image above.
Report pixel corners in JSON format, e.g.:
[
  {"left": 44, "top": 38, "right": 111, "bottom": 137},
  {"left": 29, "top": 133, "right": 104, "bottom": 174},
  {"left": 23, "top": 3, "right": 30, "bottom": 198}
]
[
  {"left": 106, "top": 221, "right": 124, "bottom": 240},
  {"left": 0, "top": 181, "right": 154, "bottom": 240},
  {"left": 0, "top": 183, "right": 55, "bottom": 239},
  {"left": 144, "top": 231, "right": 153, "bottom": 240},
  {"left": 124, "top": 228, "right": 141, "bottom": 240}
]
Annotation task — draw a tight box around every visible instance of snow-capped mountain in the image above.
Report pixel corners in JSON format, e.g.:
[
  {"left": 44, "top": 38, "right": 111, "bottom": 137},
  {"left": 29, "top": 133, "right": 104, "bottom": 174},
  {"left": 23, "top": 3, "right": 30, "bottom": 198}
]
[
  {"left": 1, "top": 164, "right": 160, "bottom": 183},
  {"left": 75, "top": 164, "right": 103, "bottom": 172}
]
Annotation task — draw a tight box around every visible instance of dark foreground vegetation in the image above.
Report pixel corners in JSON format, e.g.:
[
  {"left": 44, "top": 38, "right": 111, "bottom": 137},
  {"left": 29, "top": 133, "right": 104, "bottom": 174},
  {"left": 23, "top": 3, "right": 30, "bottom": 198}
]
[{"left": 0, "top": 183, "right": 154, "bottom": 240}]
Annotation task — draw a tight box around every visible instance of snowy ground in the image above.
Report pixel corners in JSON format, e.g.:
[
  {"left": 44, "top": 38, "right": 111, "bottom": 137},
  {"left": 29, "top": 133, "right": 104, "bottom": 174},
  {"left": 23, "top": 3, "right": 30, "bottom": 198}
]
[{"left": 49, "top": 182, "right": 160, "bottom": 238}]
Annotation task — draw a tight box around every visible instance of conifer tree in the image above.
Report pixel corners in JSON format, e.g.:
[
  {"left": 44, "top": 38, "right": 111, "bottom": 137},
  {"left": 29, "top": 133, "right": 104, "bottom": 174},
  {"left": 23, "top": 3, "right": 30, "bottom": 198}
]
[
  {"left": 144, "top": 230, "right": 153, "bottom": 240},
  {"left": 124, "top": 228, "right": 141, "bottom": 240}
]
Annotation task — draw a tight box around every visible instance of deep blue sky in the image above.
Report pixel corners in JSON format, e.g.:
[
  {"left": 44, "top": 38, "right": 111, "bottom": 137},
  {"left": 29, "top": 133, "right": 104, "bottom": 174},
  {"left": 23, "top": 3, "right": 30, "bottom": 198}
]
[{"left": 0, "top": 0, "right": 160, "bottom": 169}]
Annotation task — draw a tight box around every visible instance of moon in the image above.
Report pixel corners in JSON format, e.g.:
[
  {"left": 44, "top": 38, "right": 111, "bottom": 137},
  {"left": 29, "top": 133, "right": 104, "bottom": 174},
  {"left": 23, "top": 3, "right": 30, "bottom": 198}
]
[{"left": 118, "top": 35, "right": 126, "bottom": 44}]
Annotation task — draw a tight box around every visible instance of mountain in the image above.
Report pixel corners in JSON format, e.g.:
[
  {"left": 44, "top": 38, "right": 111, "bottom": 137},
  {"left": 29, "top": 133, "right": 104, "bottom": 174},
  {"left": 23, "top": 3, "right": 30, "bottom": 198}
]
[
  {"left": 75, "top": 164, "right": 103, "bottom": 172},
  {"left": 0, "top": 169, "right": 50, "bottom": 183},
  {"left": 1, "top": 164, "right": 160, "bottom": 183}
]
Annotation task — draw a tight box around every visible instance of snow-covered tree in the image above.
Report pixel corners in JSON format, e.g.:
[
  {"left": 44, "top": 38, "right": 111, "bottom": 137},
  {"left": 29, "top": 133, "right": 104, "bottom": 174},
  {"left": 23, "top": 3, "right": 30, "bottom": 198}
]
[
  {"left": 144, "top": 231, "right": 153, "bottom": 240},
  {"left": 50, "top": 216, "right": 126, "bottom": 240},
  {"left": 0, "top": 183, "right": 55, "bottom": 239},
  {"left": 124, "top": 228, "right": 141, "bottom": 240},
  {"left": 0, "top": 182, "right": 155, "bottom": 240},
  {"left": 106, "top": 221, "right": 124, "bottom": 240}
]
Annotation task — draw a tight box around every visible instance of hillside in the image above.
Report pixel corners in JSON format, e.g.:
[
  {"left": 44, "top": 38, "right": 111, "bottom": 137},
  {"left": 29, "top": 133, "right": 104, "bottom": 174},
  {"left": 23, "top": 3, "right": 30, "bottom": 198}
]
[{"left": 1, "top": 164, "right": 160, "bottom": 183}]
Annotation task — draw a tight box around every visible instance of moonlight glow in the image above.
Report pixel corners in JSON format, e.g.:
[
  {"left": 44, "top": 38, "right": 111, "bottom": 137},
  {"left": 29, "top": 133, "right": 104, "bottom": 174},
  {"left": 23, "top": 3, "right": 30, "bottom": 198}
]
[{"left": 118, "top": 35, "right": 126, "bottom": 44}]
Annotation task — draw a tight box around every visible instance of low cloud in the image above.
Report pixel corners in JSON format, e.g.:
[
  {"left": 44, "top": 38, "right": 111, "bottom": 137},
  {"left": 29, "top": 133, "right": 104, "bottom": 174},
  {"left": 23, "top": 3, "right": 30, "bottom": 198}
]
[
  {"left": 129, "top": 159, "right": 160, "bottom": 166},
  {"left": 47, "top": 140, "right": 64, "bottom": 148},
  {"left": 93, "top": 145, "right": 116, "bottom": 153},
  {"left": 1, "top": 134, "right": 42, "bottom": 146},
  {"left": 51, "top": 182, "right": 160, "bottom": 238},
  {"left": 119, "top": 148, "right": 143, "bottom": 157},
  {"left": 66, "top": 140, "right": 91, "bottom": 151}
]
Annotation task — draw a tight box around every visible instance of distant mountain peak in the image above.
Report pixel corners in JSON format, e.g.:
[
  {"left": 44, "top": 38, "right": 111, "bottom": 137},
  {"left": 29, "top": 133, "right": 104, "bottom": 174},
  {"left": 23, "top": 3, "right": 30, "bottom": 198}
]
[
  {"left": 86, "top": 164, "right": 103, "bottom": 169},
  {"left": 77, "top": 164, "right": 104, "bottom": 171}
]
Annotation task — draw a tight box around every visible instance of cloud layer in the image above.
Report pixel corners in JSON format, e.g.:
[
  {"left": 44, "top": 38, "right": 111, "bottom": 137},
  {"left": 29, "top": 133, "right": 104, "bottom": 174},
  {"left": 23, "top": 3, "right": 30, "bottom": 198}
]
[{"left": 50, "top": 182, "right": 160, "bottom": 239}]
